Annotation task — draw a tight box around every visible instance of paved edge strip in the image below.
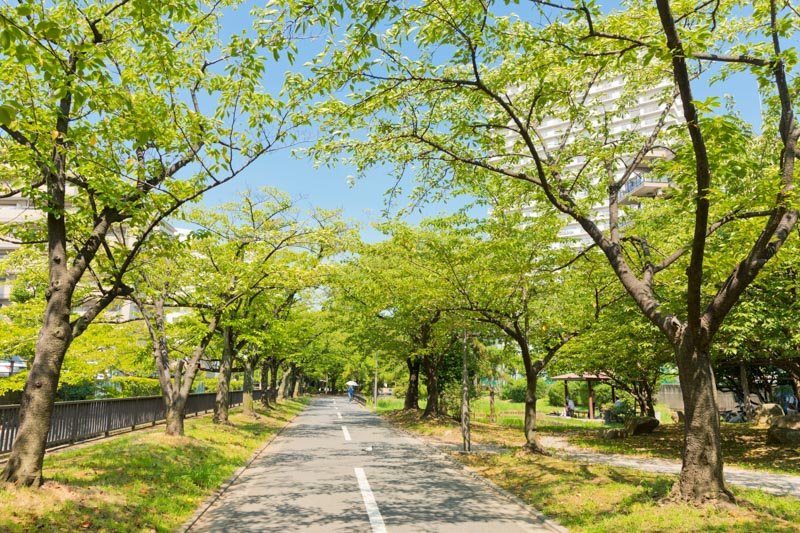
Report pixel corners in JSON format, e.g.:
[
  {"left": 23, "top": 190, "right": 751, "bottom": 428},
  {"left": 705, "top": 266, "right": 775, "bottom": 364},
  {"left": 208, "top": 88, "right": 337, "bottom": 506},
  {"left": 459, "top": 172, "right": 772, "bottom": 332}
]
[
  {"left": 367, "top": 406, "right": 568, "bottom": 533},
  {"left": 354, "top": 467, "right": 388, "bottom": 533},
  {"left": 175, "top": 402, "right": 308, "bottom": 533}
]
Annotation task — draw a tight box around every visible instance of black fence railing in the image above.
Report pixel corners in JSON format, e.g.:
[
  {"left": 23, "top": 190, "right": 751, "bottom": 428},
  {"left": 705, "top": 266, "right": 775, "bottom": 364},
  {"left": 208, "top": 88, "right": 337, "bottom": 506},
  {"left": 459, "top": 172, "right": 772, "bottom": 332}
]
[{"left": 0, "top": 389, "right": 263, "bottom": 454}]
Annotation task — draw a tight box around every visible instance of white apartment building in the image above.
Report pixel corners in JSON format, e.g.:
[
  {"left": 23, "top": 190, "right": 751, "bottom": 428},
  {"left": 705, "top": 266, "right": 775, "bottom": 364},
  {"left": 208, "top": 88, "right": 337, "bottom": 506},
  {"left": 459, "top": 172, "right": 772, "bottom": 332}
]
[
  {"left": 0, "top": 189, "right": 186, "bottom": 312},
  {"left": 0, "top": 192, "right": 42, "bottom": 306},
  {"left": 516, "top": 76, "right": 684, "bottom": 244}
]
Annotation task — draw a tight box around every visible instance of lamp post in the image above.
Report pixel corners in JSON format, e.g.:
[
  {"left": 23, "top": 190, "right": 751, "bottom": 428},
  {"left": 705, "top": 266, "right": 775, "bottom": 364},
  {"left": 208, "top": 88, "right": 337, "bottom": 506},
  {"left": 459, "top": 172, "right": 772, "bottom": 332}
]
[{"left": 373, "top": 353, "right": 379, "bottom": 409}]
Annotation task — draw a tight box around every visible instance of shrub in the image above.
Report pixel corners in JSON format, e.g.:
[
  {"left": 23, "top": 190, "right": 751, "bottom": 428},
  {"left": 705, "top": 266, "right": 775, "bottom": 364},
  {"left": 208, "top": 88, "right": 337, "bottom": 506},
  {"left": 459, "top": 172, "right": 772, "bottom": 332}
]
[
  {"left": 547, "top": 381, "right": 581, "bottom": 407},
  {"left": 0, "top": 371, "right": 27, "bottom": 405},
  {"left": 392, "top": 383, "right": 407, "bottom": 399},
  {"left": 501, "top": 378, "right": 547, "bottom": 403},
  {"left": 56, "top": 380, "right": 96, "bottom": 401},
  {"left": 440, "top": 379, "right": 479, "bottom": 417},
  {"left": 102, "top": 376, "right": 162, "bottom": 398},
  {"left": 607, "top": 398, "right": 636, "bottom": 423},
  {"left": 501, "top": 379, "right": 527, "bottom": 403},
  {"left": 197, "top": 378, "right": 244, "bottom": 393}
]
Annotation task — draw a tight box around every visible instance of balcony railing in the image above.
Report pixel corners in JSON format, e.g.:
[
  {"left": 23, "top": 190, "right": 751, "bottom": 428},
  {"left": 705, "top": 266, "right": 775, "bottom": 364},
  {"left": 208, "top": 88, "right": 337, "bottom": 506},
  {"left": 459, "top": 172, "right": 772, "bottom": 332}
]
[{"left": 619, "top": 174, "right": 670, "bottom": 204}]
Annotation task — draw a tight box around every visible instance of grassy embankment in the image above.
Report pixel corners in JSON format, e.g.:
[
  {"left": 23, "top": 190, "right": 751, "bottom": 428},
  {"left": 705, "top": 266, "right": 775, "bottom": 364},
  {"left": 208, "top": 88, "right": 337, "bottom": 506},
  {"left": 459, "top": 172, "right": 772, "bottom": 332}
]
[
  {"left": 379, "top": 404, "right": 800, "bottom": 533},
  {"left": 376, "top": 395, "right": 798, "bottom": 474},
  {"left": 0, "top": 399, "right": 307, "bottom": 532}
]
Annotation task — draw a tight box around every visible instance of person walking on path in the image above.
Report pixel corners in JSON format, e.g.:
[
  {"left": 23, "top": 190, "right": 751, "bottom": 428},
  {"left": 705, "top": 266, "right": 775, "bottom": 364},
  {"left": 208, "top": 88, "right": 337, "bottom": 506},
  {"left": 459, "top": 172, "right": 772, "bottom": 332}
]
[{"left": 347, "top": 384, "right": 355, "bottom": 402}]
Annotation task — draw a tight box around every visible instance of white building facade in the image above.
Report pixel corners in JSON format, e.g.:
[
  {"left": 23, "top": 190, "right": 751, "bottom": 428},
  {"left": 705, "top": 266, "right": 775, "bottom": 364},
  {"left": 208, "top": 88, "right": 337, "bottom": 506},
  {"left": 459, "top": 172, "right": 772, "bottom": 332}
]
[{"left": 517, "top": 76, "right": 684, "bottom": 244}]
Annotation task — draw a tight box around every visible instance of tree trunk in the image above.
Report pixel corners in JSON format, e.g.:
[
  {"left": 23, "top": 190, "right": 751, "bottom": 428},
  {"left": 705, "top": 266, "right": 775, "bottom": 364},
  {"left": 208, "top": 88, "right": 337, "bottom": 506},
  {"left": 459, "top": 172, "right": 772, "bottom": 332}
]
[
  {"left": 645, "top": 397, "right": 656, "bottom": 418},
  {"left": 739, "top": 362, "right": 752, "bottom": 421},
  {"left": 404, "top": 357, "right": 420, "bottom": 410},
  {"left": 673, "top": 337, "right": 732, "bottom": 502},
  {"left": 523, "top": 372, "right": 547, "bottom": 452},
  {"left": 243, "top": 358, "right": 257, "bottom": 417},
  {"left": 213, "top": 326, "right": 234, "bottom": 425},
  {"left": 292, "top": 371, "right": 302, "bottom": 398},
  {"left": 422, "top": 356, "right": 439, "bottom": 418},
  {"left": 260, "top": 358, "right": 272, "bottom": 408},
  {"left": 165, "top": 404, "right": 185, "bottom": 436},
  {"left": 489, "top": 388, "right": 496, "bottom": 423},
  {"left": 277, "top": 365, "right": 290, "bottom": 400},
  {"left": 0, "top": 288, "right": 73, "bottom": 486},
  {"left": 643, "top": 381, "right": 656, "bottom": 418},
  {"left": 269, "top": 358, "right": 280, "bottom": 403}
]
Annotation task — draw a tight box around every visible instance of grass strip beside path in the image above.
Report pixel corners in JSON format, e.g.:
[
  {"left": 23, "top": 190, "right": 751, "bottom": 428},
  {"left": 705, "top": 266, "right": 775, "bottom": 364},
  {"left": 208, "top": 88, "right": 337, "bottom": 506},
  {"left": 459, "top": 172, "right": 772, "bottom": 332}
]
[
  {"left": 0, "top": 399, "right": 308, "bottom": 532},
  {"left": 381, "top": 396, "right": 800, "bottom": 475},
  {"left": 382, "top": 409, "right": 800, "bottom": 533},
  {"left": 566, "top": 422, "right": 800, "bottom": 476}
]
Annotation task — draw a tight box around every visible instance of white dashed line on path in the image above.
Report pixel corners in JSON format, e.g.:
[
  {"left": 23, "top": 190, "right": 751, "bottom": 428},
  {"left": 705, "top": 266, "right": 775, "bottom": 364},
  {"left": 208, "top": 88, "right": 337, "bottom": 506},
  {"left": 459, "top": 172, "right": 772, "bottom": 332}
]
[
  {"left": 342, "top": 426, "right": 351, "bottom": 441},
  {"left": 337, "top": 412, "right": 343, "bottom": 420},
  {"left": 355, "top": 468, "right": 387, "bottom": 533}
]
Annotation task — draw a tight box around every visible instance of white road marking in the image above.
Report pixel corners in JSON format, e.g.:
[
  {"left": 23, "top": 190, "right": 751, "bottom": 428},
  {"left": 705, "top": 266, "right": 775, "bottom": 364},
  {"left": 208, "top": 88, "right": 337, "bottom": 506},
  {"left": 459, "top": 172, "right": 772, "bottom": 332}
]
[
  {"left": 337, "top": 412, "right": 343, "bottom": 420},
  {"left": 342, "top": 426, "right": 351, "bottom": 441},
  {"left": 355, "top": 468, "right": 387, "bottom": 533}
]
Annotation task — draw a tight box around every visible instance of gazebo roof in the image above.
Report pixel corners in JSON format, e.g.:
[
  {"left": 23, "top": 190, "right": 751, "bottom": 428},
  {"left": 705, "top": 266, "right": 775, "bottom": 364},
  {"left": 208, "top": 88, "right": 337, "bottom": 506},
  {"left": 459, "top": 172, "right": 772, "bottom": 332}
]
[{"left": 550, "top": 372, "right": 611, "bottom": 382}]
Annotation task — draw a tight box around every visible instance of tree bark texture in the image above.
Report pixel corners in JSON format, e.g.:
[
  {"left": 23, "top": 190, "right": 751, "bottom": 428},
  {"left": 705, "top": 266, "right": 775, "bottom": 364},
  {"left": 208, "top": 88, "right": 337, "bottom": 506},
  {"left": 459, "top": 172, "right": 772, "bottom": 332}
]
[
  {"left": 277, "top": 365, "right": 290, "bottom": 400},
  {"left": 489, "top": 388, "right": 496, "bottom": 423},
  {"left": 422, "top": 355, "right": 439, "bottom": 418},
  {"left": 292, "top": 371, "right": 302, "bottom": 398},
  {"left": 269, "top": 358, "right": 280, "bottom": 403},
  {"left": 673, "top": 337, "right": 732, "bottom": 501},
  {"left": 404, "top": 357, "right": 420, "bottom": 410},
  {"left": 0, "top": 288, "right": 73, "bottom": 486},
  {"left": 243, "top": 358, "right": 256, "bottom": 417},
  {"left": 739, "top": 362, "right": 752, "bottom": 421},
  {"left": 523, "top": 373, "right": 542, "bottom": 451},
  {"left": 213, "top": 326, "right": 234, "bottom": 425},
  {"left": 260, "top": 358, "right": 272, "bottom": 407},
  {"left": 165, "top": 405, "right": 185, "bottom": 436}
]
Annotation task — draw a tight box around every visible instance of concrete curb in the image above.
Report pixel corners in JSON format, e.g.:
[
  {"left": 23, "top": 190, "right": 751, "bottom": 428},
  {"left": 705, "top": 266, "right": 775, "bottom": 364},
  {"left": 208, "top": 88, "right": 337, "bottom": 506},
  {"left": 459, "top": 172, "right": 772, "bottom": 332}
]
[
  {"left": 175, "top": 402, "right": 307, "bottom": 533},
  {"left": 372, "top": 409, "right": 568, "bottom": 533}
]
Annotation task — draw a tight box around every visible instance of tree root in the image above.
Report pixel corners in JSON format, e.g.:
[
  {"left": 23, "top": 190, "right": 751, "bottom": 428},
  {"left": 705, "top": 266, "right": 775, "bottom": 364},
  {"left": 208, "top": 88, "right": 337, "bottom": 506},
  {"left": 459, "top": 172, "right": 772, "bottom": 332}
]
[
  {"left": 517, "top": 440, "right": 551, "bottom": 456},
  {"left": 666, "top": 481, "right": 737, "bottom": 507}
]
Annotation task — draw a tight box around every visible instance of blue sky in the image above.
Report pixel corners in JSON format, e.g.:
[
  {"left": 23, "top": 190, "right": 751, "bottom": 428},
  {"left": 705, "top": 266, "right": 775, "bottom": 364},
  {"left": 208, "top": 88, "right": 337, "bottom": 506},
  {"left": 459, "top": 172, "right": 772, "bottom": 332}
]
[{"left": 199, "top": 1, "right": 762, "bottom": 241}]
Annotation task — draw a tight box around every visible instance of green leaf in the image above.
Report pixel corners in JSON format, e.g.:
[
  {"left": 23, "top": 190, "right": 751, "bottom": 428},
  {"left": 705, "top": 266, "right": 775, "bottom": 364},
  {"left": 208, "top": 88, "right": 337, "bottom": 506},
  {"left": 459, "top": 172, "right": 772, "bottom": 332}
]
[{"left": 0, "top": 103, "right": 17, "bottom": 125}]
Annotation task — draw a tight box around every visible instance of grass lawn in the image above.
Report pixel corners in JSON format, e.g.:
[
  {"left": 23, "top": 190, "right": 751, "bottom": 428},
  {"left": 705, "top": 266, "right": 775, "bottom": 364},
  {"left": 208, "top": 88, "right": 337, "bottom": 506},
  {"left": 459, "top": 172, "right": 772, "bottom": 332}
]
[
  {"left": 382, "top": 409, "right": 800, "bottom": 532},
  {"left": 566, "top": 421, "right": 800, "bottom": 476},
  {"left": 0, "top": 399, "right": 307, "bottom": 532},
  {"left": 461, "top": 396, "right": 799, "bottom": 475},
  {"left": 460, "top": 451, "right": 800, "bottom": 532}
]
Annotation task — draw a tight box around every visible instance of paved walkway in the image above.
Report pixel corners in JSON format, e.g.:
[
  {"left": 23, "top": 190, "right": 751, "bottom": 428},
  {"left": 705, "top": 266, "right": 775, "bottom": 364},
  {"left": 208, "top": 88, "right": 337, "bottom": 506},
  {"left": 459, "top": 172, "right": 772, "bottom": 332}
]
[
  {"left": 539, "top": 435, "right": 800, "bottom": 497},
  {"left": 186, "top": 397, "right": 562, "bottom": 532}
]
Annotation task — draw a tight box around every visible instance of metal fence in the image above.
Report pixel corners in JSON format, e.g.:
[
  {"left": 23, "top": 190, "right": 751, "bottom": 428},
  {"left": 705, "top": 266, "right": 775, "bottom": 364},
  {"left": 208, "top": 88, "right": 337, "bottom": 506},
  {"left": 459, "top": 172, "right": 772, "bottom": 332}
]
[
  {"left": 655, "top": 384, "right": 738, "bottom": 412},
  {"left": 0, "top": 389, "right": 263, "bottom": 454}
]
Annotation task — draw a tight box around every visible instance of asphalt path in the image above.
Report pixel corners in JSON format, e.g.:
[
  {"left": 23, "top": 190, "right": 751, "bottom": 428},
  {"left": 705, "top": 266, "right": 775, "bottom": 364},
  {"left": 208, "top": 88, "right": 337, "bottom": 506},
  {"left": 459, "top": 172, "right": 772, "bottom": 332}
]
[{"left": 187, "top": 397, "right": 561, "bottom": 532}]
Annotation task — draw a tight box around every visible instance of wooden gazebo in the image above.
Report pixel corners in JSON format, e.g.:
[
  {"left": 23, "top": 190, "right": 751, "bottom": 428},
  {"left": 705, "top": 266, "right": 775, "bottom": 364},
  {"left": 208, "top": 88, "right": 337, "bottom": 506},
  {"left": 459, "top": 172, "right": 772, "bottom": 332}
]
[{"left": 550, "top": 373, "right": 614, "bottom": 419}]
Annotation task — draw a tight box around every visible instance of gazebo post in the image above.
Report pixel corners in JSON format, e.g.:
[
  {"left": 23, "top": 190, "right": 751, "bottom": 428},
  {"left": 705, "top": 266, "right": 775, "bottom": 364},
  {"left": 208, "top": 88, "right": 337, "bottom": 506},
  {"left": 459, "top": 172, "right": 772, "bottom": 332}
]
[
  {"left": 563, "top": 380, "right": 569, "bottom": 413},
  {"left": 611, "top": 385, "right": 616, "bottom": 404},
  {"left": 588, "top": 379, "right": 594, "bottom": 419}
]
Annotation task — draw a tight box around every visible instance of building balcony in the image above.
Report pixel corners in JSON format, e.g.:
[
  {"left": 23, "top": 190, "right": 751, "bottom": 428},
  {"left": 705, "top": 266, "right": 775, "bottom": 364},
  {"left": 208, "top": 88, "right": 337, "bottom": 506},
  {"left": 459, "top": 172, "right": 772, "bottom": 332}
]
[{"left": 619, "top": 174, "right": 670, "bottom": 205}]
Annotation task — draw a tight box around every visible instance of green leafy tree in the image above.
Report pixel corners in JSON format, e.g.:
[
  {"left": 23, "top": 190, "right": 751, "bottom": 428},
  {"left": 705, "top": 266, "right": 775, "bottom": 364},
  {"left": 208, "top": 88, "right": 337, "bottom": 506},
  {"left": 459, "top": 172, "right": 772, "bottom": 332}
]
[
  {"left": 0, "top": 0, "right": 300, "bottom": 486},
  {"left": 382, "top": 212, "right": 606, "bottom": 449},
  {"left": 276, "top": 0, "right": 800, "bottom": 502}
]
